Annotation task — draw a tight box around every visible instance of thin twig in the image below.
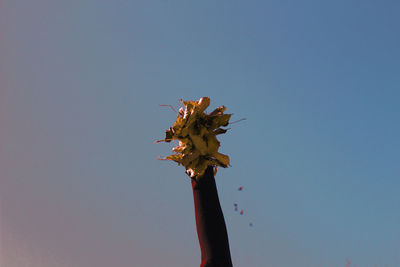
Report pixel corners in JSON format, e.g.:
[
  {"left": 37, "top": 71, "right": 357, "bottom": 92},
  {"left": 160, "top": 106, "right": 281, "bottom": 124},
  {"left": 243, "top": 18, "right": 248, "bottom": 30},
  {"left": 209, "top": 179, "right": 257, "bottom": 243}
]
[
  {"left": 159, "top": 104, "right": 177, "bottom": 114},
  {"left": 229, "top": 118, "right": 246, "bottom": 125}
]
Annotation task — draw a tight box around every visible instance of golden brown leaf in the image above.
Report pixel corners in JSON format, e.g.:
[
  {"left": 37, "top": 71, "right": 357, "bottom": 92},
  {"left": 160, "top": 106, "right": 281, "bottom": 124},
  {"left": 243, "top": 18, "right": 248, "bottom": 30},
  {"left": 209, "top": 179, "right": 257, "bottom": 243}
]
[{"left": 156, "top": 97, "right": 232, "bottom": 179}]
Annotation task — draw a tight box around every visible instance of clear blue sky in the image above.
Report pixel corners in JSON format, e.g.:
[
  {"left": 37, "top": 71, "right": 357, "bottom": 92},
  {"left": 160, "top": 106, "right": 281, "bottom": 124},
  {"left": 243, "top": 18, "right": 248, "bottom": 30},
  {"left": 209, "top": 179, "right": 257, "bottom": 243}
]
[{"left": 1, "top": 1, "right": 400, "bottom": 266}]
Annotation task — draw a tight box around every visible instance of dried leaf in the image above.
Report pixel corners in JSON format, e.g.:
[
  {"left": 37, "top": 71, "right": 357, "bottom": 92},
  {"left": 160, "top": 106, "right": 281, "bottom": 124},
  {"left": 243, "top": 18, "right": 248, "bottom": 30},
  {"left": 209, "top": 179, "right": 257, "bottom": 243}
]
[{"left": 156, "top": 97, "right": 232, "bottom": 180}]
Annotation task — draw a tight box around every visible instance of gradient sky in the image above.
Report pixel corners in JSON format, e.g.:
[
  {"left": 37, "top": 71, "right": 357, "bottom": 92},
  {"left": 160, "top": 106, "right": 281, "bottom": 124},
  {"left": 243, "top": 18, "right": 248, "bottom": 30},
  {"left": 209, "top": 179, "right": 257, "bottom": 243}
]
[{"left": 1, "top": 1, "right": 400, "bottom": 266}]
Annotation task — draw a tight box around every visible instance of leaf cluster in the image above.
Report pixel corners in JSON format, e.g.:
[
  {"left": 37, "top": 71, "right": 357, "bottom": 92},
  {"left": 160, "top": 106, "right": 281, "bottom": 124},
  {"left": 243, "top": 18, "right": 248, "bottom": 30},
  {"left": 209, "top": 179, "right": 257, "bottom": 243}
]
[{"left": 156, "top": 97, "right": 231, "bottom": 179}]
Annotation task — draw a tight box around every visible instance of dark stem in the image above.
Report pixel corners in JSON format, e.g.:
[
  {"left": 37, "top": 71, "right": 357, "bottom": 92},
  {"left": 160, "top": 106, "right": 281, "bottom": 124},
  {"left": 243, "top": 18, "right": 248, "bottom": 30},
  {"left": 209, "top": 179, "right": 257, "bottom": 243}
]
[{"left": 191, "top": 166, "right": 233, "bottom": 267}]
